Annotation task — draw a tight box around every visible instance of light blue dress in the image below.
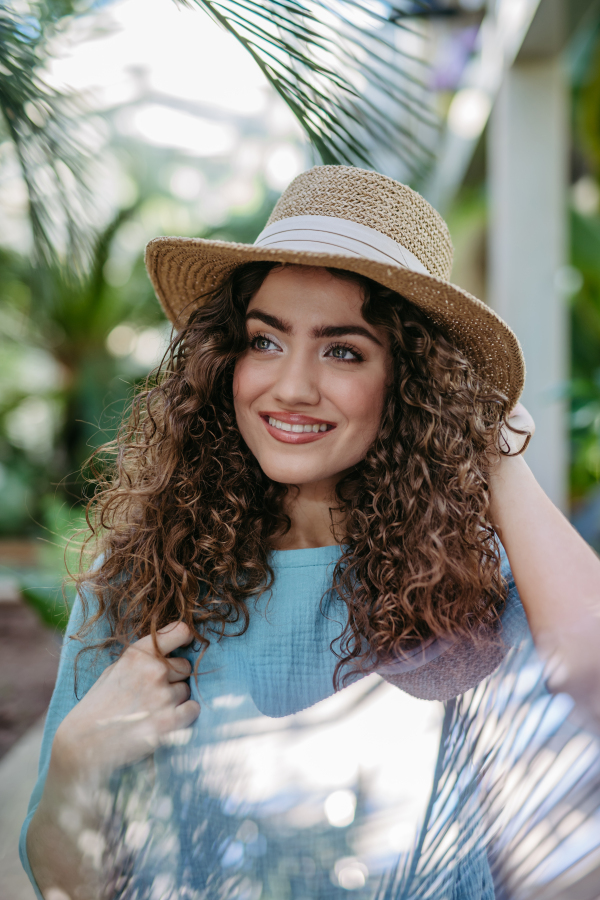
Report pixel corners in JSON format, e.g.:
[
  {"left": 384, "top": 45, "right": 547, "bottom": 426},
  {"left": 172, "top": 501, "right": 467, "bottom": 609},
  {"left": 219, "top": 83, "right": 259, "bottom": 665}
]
[{"left": 20, "top": 545, "right": 527, "bottom": 900}]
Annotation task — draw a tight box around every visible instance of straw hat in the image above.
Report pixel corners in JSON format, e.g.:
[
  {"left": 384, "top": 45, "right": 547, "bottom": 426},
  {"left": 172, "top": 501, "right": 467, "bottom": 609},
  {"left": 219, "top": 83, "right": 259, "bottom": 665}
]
[{"left": 145, "top": 165, "right": 525, "bottom": 406}]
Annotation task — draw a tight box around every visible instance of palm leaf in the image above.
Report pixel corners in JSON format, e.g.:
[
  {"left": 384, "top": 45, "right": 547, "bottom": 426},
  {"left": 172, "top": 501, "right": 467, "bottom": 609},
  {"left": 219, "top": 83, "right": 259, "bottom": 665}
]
[
  {"left": 376, "top": 638, "right": 600, "bottom": 899},
  {"left": 176, "top": 0, "right": 441, "bottom": 183},
  {"left": 74, "top": 636, "right": 600, "bottom": 899},
  {"left": 0, "top": 3, "right": 93, "bottom": 270}
]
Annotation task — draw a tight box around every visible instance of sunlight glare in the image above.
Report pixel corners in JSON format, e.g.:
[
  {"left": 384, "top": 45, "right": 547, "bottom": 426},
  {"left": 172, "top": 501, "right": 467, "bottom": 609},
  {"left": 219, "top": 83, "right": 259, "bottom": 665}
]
[
  {"left": 325, "top": 789, "right": 357, "bottom": 827},
  {"left": 124, "top": 105, "right": 236, "bottom": 157},
  {"left": 46, "top": 0, "right": 269, "bottom": 117}
]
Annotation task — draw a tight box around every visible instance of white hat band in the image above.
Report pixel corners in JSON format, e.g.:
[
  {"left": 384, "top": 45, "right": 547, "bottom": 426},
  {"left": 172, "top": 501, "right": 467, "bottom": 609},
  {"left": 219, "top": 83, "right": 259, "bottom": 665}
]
[{"left": 254, "top": 214, "right": 431, "bottom": 276}]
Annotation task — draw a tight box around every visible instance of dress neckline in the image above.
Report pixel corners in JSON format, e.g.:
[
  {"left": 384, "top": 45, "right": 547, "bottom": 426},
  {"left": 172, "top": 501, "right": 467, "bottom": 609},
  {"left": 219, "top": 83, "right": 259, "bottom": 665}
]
[{"left": 269, "top": 544, "right": 342, "bottom": 569}]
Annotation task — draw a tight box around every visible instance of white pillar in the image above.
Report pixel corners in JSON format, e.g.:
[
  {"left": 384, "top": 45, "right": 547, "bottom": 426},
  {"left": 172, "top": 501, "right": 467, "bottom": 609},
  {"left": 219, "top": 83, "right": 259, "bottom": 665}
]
[{"left": 488, "top": 56, "right": 569, "bottom": 511}]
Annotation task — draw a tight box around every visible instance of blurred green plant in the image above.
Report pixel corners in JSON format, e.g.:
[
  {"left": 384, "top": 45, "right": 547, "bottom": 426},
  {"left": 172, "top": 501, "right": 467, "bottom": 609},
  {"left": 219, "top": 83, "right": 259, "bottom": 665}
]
[
  {"left": 17, "top": 494, "right": 87, "bottom": 631},
  {"left": 570, "top": 18, "right": 600, "bottom": 504},
  {"left": 570, "top": 210, "right": 600, "bottom": 500},
  {"left": 0, "top": 1, "right": 98, "bottom": 269},
  {"left": 0, "top": 204, "right": 157, "bottom": 525}
]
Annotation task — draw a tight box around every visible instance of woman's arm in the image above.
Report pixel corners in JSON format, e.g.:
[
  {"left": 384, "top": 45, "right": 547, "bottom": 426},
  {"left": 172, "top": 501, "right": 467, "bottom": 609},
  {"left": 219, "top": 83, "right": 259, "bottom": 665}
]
[
  {"left": 25, "top": 622, "right": 199, "bottom": 899},
  {"left": 26, "top": 753, "right": 109, "bottom": 900},
  {"left": 488, "top": 450, "right": 600, "bottom": 722}
]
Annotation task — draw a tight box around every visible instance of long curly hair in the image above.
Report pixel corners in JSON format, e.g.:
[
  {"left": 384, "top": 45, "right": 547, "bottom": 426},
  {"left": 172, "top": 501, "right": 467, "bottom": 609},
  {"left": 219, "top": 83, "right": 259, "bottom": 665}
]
[{"left": 74, "top": 261, "right": 512, "bottom": 688}]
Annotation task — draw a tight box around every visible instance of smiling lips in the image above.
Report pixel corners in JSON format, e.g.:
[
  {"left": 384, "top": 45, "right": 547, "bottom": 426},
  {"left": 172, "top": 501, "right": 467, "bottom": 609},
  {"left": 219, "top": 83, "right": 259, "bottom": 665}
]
[{"left": 261, "top": 412, "right": 335, "bottom": 444}]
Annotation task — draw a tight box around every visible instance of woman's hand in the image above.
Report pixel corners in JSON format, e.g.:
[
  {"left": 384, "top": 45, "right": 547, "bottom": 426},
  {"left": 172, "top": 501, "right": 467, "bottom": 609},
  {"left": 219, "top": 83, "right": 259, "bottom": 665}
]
[
  {"left": 52, "top": 621, "right": 200, "bottom": 784},
  {"left": 498, "top": 401, "right": 535, "bottom": 456},
  {"left": 27, "top": 622, "right": 200, "bottom": 899}
]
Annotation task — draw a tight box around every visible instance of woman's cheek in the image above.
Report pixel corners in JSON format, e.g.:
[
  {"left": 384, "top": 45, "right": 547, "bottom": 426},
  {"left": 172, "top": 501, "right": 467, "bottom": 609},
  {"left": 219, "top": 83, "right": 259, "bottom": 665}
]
[
  {"left": 337, "top": 372, "right": 387, "bottom": 436},
  {"left": 233, "top": 357, "right": 258, "bottom": 405},
  {"left": 232, "top": 357, "right": 270, "bottom": 440},
  {"left": 232, "top": 359, "right": 251, "bottom": 437},
  {"left": 232, "top": 356, "right": 246, "bottom": 399}
]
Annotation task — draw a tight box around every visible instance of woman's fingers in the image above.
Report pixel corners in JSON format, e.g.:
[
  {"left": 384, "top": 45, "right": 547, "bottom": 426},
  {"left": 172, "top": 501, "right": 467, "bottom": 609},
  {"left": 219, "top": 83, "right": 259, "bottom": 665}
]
[
  {"left": 52, "top": 621, "right": 201, "bottom": 779},
  {"left": 165, "top": 656, "right": 193, "bottom": 682},
  {"left": 171, "top": 699, "right": 201, "bottom": 730},
  {"left": 135, "top": 622, "right": 194, "bottom": 659},
  {"left": 155, "top": 621, "right": 195, "bottom": 656},
  {"left": 156, "top": 700, "right": 202, "bottom": 749},
  {"left": 508, "top": 401, "right": 536, "bottom": 436},
  {"left": 500, "top": 401, "right": 536, "bottom": 455},
  {"left": 170, "top": 681, "right": 191, "bottom": 705}
]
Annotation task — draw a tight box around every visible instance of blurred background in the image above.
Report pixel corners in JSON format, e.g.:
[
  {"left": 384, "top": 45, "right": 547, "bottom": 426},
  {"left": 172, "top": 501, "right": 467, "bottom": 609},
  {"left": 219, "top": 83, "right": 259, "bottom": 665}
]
[{"left": 1, "top": 0, "right": 600, "bottom": 896}]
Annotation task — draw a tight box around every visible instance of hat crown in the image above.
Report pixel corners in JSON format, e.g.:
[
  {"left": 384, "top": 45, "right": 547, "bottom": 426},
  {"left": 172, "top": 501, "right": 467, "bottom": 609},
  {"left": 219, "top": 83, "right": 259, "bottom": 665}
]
[{"left": 266, "top": 165, "right": 454, "bottom": 282}]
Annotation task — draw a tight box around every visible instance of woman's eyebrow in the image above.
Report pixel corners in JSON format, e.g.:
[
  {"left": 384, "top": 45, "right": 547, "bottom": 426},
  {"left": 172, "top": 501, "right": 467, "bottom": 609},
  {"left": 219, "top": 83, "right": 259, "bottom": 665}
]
[
  {"left": 245, "top": 310, "right": 292, "bottom": 334},
  {"left": 312, "top": 324, "right": 383, "bottom": 347},
  {"left": 245, "top": 310, "right": 382, "bottom": 347}
]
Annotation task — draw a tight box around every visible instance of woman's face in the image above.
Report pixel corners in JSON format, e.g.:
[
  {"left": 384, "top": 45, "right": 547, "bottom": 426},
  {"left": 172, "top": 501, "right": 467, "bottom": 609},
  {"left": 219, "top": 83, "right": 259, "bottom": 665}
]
[{"left": 233, "top": 266, "right": 392, "bottom": 488}]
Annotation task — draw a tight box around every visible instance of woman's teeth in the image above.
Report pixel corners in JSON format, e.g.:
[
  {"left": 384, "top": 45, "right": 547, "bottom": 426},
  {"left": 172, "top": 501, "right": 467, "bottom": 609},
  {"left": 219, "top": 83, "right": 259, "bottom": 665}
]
[{"left": 268, "top": 417, "right": 329, "bottom": 433}]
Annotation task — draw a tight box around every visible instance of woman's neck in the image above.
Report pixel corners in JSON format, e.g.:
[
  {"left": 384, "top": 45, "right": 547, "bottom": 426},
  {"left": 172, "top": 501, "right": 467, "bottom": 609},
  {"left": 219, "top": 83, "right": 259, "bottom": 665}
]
[{"left": 271, "top": 478, "right": 344, "bottom": 550}]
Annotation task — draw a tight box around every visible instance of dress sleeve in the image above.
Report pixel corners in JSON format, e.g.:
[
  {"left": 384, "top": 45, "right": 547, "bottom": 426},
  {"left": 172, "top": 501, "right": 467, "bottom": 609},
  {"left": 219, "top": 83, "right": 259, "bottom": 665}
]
[
  {"left": 379, "top": 551, "right": 530, "bottom": 702},
  {"left": 18, "top": 580, "right": 114, "bottom": 899}
]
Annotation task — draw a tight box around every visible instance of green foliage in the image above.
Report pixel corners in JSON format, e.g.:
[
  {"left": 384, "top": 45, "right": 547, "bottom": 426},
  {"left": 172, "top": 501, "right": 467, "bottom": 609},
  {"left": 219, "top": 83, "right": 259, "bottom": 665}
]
[
  {"left": 574, "top": 16, "right": 600, "bottom": 180},
  {"left": 570, "top": 210, "right": 600, "bottom": 498},
  {"left": 179, "top": 0, "right": 439, "bottom": 182},
  {"left": 20, "top": 579, "right": 73, "bottom": 632},
  {"left": 0, "top": 204, "right": 155, "bottom": 526},
  {"left": 0, "top": 2, "right": 97, "bottom": 269},
  {"left": 16, "top": 495, "right": 86, "bottom": 631},
  {"left": 570, "top": 22, "right": 600, "bottom": 501}
]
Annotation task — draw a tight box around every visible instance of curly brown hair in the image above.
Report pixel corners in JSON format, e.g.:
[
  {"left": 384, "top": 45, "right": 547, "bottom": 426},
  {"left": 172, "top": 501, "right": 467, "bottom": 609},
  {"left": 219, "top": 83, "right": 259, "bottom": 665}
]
[{"left": 74, "top": 261, "right": 511, "bottom": 689}]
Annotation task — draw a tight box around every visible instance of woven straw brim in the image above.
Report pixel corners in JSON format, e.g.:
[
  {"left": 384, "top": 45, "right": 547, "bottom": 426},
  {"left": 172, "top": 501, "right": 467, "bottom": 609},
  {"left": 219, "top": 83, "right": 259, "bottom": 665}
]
[{"left": 145, "top": 236, "right": 525, "bottom": 408}]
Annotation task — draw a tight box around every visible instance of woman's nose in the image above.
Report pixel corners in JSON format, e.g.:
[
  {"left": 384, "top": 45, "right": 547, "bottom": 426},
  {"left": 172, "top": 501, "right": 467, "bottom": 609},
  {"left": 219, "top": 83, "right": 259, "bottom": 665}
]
[{"left": 272, "top": 350, "right": 320, "bottom": 406}]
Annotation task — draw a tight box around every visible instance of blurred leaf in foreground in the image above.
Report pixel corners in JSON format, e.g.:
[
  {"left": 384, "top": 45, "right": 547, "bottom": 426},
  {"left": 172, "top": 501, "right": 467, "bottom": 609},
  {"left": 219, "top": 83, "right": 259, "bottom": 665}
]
[
  {"left": 0, "top": 1, "right": 96, "bottom": 270},
  {"left": 178, "top": 0, "right": 440, "bottom": 183}
]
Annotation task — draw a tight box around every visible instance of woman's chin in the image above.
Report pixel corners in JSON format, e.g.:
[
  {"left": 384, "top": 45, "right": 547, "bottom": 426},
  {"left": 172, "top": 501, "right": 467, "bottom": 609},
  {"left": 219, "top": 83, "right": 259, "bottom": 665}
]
[{"left": 257, "top": 458, "right": 342, "bottom": 488}]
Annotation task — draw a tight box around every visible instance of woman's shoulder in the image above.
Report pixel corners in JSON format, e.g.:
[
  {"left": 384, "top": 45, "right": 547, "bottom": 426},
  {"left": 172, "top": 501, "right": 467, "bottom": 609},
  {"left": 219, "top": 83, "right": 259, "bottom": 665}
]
[
  {"left": 380, "top": 550, "right": 529, "bottom": 702},
  {"left": 58, "top": 555, "right": 119, "bottom": 687}
]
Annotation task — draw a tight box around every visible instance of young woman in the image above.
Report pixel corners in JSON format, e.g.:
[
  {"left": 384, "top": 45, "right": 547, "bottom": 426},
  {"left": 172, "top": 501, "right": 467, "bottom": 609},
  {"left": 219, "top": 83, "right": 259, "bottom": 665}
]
[{"left": 22, "top": 166, "right": 600, "bottom": 900}]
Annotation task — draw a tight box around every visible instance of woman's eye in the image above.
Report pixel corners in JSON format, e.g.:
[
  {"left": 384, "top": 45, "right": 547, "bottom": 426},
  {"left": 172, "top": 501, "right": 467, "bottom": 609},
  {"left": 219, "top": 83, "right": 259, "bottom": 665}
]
[
  {"left": 250, "top": 335, "right": 277, "bottom": 352},
  {"left": 328, "top": 344, "right": 363, "bottom": 362}
]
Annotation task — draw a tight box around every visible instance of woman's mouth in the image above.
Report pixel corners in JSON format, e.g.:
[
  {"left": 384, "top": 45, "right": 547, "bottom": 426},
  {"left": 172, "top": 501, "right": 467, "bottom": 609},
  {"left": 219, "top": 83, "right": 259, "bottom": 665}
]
[
  {"left": 268, "top": 416, "right": 329, "bottom": 433},
  {"left": 260, "top": 413, "right": 335, "bottom": 444}
]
